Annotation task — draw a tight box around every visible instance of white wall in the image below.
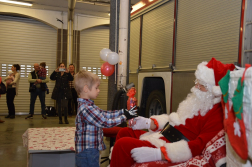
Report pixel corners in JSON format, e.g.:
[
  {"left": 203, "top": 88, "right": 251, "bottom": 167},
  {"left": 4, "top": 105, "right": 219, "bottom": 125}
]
[{"left": 0, "top": 4, "right": 110, "bottom": 30}]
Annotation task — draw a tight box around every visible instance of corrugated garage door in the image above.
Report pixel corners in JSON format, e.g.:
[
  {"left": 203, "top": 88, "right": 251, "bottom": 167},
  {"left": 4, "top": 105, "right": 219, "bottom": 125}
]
[
  {"left": 80, "top": 25, "right": 109, "bottom": 110},
  {"left": 0, "top": 15, "right": 57, "bottom": 114},
  {"left": 129, "top": 17, "right": 141, "bottom": 99},
  {"left": 175, "top": 0, "right": 241, "bottom": 70},
  {"left": 141, "top": 0, "right": 174, "bottom": 69},
  {"left": 129, "top": 17, "right": 140, "bottom": 73}
]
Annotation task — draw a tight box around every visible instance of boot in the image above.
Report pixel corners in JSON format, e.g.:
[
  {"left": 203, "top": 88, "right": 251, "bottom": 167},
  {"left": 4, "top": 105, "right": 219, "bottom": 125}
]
[
  {"left": 64, "top": 116, "right": 69, "bottom": 124},
  {"left": 59, "top": 117, "right": 63, "bottom": 124}
]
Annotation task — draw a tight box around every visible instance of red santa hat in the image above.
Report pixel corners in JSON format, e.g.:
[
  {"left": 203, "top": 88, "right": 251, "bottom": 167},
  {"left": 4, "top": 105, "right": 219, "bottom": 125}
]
[{"left": 195, "top": 57, "right": 235, "bottom": 96}]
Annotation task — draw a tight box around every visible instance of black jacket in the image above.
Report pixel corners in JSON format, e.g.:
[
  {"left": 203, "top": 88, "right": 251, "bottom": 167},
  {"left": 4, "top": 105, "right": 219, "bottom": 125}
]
[{"left": 50, "top": 71, "right": 73, "bottom": 100}]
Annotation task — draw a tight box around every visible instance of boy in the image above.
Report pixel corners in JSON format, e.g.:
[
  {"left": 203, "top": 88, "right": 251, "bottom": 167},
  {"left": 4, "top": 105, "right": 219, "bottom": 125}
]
[
  {"left": 74, "top": 70, "right": 137, "bottom": 167},
  {"left": 33, "top": 62, "right": 49, "bottom": 94}
]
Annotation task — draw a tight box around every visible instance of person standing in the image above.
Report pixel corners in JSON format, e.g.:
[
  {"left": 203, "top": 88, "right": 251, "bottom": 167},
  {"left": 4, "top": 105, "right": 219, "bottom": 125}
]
[
  {"left": 68, "top": 64, "right": 78, "bottom": 116},
  {"left": 4, "top": 64, "right": 20, "bottom": 119},
  {"left": 50, "top": 62, "right": 73, "bottom": 124},
  {"left": 74, "top": 70, "right": 137, "bottom": 167},
  {"left": 25, "top": 63, "right": 49, "bottom": 119},
  {"left": 0, "top": 76, "right": 5, "bottom": 123}
]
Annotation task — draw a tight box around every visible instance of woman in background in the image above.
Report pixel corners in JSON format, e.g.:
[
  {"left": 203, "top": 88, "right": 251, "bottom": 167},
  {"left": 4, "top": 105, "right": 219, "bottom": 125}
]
[
  {"left": 50, "top": 62, "right": 73, "bottom": 124},
  {"left": 4, "top": 64, "right": 20, "bottom": 119},
  {"left": 0, "top": 76, "right": 5, "bottom": 123}
]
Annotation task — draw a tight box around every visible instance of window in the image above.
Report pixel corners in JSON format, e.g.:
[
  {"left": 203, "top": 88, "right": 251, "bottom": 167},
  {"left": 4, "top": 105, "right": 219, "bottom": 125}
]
[
  {"left": 1, "top": 64, "right": 49, "bottom": 78},
  {"left": 82, "top": 66, "right": 107, "bottom": 79}
]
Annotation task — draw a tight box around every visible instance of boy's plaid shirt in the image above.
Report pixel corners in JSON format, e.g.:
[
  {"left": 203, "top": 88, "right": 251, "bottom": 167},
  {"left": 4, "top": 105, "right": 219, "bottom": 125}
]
[{"left": 75, "top": 98, "right": 126, "bottom": 153}]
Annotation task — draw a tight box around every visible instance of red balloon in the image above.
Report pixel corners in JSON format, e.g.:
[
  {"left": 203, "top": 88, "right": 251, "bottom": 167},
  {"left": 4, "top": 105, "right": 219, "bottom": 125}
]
[{"left": 101, "top": 62, "right": 115, "bottom": 76}]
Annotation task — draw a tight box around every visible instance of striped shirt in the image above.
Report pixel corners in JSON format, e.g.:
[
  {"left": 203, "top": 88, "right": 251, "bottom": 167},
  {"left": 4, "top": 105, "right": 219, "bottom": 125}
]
[{"left": 75, "top": 98, "right": 126, "bottom": 153}]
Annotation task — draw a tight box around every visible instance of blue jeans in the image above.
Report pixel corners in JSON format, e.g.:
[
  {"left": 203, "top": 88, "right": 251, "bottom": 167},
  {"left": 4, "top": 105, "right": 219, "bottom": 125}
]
[
  {"left": 75, "top": 148, "right": 99, "bottom": 167},
  {"left": 29, "top": 88, "right": 46, "bottom": 115}
]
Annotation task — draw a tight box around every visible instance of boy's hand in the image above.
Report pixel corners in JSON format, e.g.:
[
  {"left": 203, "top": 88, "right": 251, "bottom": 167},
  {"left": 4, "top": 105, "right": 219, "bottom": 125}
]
[{"left": 124, "top": 106, "right": 138, "bottom": 120}]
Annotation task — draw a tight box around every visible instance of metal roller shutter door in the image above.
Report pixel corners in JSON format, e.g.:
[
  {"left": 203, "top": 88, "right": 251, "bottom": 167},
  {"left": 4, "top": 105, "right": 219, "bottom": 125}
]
[
  {"left": 129, "top": 17, "right": 141, "bottom": 100},
  {"left": 0, "top": 15, "right": 57, "bottom": 114},
  {"left": 141, "top": 1, "right": 174, "bottom": 69},
  {"left": 129, "top": 17, "right": 140, "bottom": 73},
  {"left": 80, "top": 26, "right": 109, "bottom": 110},
  {"left": 175, "top": 0, "right": 241, "bottom": 70}
]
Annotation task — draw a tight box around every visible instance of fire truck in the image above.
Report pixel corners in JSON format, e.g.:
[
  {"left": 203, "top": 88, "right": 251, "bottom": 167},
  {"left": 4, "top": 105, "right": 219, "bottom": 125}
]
[{"left": 128, "top": 0, "right": 252, "bottom": 117}]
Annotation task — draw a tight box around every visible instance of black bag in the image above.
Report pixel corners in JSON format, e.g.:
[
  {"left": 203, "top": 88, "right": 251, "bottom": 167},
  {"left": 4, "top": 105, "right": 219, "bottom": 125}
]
[
  {"left": 160, "top": 122, "right": 190, "bottom": 142},
  {"left": 45, "top": 106, "right": 56, "bottom": 116},
  {"left": 0, "top": 82, "right": 6, "bottom": 95}
]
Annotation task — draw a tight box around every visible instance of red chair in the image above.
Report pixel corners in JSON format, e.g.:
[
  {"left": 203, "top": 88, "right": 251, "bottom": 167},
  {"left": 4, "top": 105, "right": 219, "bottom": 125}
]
[{"left": 101, "top": 127, "right": 123, "bottom": 164}]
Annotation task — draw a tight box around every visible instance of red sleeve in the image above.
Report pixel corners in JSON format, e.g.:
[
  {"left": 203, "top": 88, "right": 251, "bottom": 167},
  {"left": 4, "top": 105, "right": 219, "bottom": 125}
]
[
  {"left": 160, "top": 146, "right": 171, "bottom": 162},
  {"left": 150, "top": 118, "right": 159, "bottom": 131}
]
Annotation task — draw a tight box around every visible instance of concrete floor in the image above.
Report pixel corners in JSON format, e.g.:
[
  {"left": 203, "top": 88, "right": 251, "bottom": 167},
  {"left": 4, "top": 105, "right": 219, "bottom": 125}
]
[{"left": 0, "top": 115, "right": 110, "bottom": 167}]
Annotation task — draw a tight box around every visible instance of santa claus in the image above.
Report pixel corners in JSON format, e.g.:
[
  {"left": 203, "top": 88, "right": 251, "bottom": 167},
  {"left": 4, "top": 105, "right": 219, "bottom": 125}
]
[{"left": 110, "top": 58, "right": 235, "bottom": 167}]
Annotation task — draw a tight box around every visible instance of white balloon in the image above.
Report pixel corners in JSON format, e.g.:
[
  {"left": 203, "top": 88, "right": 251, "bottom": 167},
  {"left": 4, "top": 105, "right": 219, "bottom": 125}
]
[
  {"left": 100, "top": 48, "right": 111, "bottom": 61},
  {"left": 107, "top": 52, "right": 119, "bottom": 65}
]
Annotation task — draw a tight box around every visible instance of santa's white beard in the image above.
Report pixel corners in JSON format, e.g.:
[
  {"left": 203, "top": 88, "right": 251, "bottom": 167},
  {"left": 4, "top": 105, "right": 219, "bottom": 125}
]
[{"left": 174, "top": 87, "right": 215, "bottom": 124}]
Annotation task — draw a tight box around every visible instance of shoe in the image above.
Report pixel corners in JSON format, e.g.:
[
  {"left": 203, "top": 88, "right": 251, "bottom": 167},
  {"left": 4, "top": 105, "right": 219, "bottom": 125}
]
[
  {"left": 9, "top": 115, "right": 15, "bottom": 119},
  {"left": 0, "top": 119, "right": 5, "bottom": 123},
  {"left": 25, "top": 115, "right": 33, "bottom": 119},
  {"left": 42, "top": 115, "right": 47, "bottom": 119},
  {"left": 65, "top": 119, "right": 69, "bottom": 124},
  {"left": 59, "top": 117, "right": 63, "bottom": 124},
  {"left": 5, "top": 115, "right": 10, "bottom": 118}
]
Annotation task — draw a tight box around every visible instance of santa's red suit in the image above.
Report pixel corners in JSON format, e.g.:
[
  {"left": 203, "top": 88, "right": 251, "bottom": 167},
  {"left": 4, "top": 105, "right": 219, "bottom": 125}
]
[
  {"left": 110, "top": 58, "right": 235, "bottom": 167},
  {"left": 110, "top": 102, "right": 223, "bottom": 167}
]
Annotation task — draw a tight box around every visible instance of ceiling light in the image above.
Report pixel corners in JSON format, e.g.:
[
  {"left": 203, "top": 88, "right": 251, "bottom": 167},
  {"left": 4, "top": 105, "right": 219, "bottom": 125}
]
[
  {"left": 0, "top": 0, "right": 33, "bottom": 6},
  {"left": 131, "top": 2, "right": 145, "bottom": 13},
  {"left": 108, "top": 13, "right": 110, "bottom": 16}
]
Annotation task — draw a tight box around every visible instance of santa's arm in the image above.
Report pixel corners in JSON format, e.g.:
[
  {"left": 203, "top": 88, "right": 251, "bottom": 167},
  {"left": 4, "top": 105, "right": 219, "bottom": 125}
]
[
  {"left": 161, "top": 108, "right": 224, "bottom": 163},
  {"left": 149, "top": 114, "right": 169, "bottom": 131}
]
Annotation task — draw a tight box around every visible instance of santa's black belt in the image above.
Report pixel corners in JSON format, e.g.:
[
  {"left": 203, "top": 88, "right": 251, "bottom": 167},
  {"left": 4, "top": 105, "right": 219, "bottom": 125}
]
[{"left": 160, "top": 122, "right": 190, "bottom": 142}]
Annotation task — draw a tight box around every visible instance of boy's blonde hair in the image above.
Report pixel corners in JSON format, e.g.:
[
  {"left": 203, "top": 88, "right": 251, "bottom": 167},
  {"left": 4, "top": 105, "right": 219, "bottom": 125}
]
[{"left": 74, "top": 70, "right": 100, "bottom": 95}]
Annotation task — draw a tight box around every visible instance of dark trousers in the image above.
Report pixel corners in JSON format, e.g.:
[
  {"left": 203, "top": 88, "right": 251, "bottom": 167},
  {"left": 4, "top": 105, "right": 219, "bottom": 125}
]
[
  {"left": 29, "top": 88, "right": 46, "bottom": 115},
  {"left": 57, "top": 98, "right": 68, "bottom": 119},
  {"left": 6, "top": 88, "right": 16, "bottom": 116},
  {"left": 68, "top": 88, "right": 78, "bottom": 115}
]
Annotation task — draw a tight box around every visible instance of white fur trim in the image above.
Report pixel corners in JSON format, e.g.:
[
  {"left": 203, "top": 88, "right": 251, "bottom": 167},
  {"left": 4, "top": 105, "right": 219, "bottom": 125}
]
[
  {"left": 168, "top": 112, "right": 181, "bottom": 125},
  {"left": 212, "top": 86, "right": 222, "bottom": 97},
  {"left": 140, "top": 132, "right": 166, "bottom": 148},
  {"left": 215, "top": 157, "right": 226, "bottom": 167},
  {"left": 195, "top": 62, "right": 215, "bottom": 86},
  {"left": 163, "top": 140, "right": 192, "bottom": 163},
  {"left": 213, "top": 97, "right": 221, "bottom": 104},
  {"left": 150, "top": 114, "right": 169, "bottom": 131}
]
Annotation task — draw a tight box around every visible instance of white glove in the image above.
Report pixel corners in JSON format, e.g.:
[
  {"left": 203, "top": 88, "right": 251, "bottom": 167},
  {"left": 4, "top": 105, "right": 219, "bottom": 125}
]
[
  {"left": 131, "top": 116, "right": 151, "bottom": 130},
  {"left": 131, "top": 147, "right": 162, "bottom": 163}
]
